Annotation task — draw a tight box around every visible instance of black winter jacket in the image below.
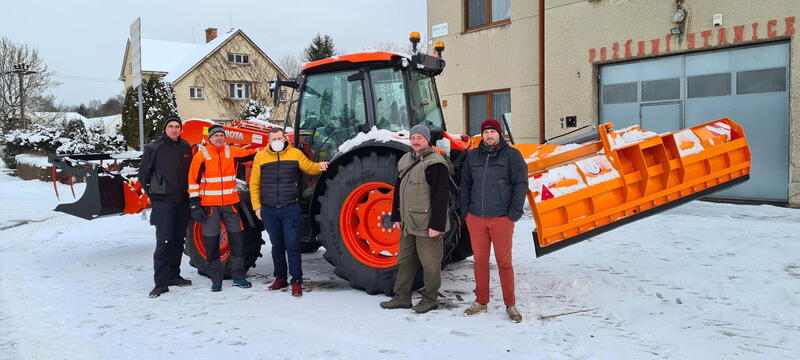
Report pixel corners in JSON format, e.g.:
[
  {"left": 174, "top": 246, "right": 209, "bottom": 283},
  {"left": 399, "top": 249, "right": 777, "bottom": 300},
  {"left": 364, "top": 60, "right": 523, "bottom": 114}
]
[
  {"left": 138, "top": 135, "right": 193, "bottom": 203},
  {"left": 460, "top": 137, "right": 528, "bottom": 221}
]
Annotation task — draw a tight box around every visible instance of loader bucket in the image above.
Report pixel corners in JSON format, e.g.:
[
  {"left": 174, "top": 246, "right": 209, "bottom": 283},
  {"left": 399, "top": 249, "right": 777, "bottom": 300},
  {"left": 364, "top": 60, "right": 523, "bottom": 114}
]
[
  {"left": 48, "top": 154, "right": 148, "bottom": 220},
  {"left": 515, "top": 118, "right": 751, "bottom": 257}
]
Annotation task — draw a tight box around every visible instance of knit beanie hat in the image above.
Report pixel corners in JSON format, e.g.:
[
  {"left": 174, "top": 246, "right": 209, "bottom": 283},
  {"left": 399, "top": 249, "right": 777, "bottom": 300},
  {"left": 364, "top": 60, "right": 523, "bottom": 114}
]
[
  {"left": 409, "top": 123, "right": 431, "bottom": 143},
  {"left": 480, "top": 119, "right": 502, "bottom": 134},
  {"left": 163, "top": 116, "right": 181, "bottom": 133},
  {"left": 207, "top": 125, "right": 225, "bottom": 138}
]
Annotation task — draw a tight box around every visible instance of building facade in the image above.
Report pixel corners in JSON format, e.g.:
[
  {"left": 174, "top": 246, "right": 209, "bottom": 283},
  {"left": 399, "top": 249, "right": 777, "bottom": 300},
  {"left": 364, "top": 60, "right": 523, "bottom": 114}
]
[
  {"left": 119, "top": 28, "right": 291, "bottom": 125},
  {"left": 428, "top": 0, "right": 799, "bottom": 206}
]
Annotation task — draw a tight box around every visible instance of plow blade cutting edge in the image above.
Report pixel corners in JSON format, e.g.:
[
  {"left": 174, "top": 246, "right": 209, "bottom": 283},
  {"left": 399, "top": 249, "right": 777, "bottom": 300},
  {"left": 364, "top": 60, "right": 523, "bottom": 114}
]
[
  {"left": 48, "top": 154, "right": 149, "bottom": 220},
  {"left": 512, "top": 118, "right": 751, "bottom": 257}
]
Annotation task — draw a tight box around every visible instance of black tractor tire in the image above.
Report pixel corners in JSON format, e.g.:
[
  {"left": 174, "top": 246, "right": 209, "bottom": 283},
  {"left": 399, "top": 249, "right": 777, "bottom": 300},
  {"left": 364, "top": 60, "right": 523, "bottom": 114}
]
[
  {"left": 300, "top": 242, "right": 322, "bottom": 253},
  {"left": 184, "top": 189, "right": 264, "bottom": 279},
  {"left": 316, "top": 151, "right": 461, "bottom": 296},
  {"left": 442, "top": 207, "right": 473, "bottom": 265}
]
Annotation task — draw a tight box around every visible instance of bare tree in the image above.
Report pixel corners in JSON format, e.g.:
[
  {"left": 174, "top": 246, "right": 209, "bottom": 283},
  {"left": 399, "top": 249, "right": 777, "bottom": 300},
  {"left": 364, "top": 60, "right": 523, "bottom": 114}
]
[
  {"left": 0, "top": 37, "right": 60, "bottom": 131},
  {"left": 277, "top": 52, "right": 303, "bottom": 79},
  {"left": 191, "top": 37, "right": 290, "bottom": 124}
]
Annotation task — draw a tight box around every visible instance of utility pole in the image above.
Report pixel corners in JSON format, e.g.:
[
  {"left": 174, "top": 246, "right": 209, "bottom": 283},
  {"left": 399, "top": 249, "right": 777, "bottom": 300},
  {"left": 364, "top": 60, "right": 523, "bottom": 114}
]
[{"left": 2, "top": 63, "right": 37, "bottom": 129}]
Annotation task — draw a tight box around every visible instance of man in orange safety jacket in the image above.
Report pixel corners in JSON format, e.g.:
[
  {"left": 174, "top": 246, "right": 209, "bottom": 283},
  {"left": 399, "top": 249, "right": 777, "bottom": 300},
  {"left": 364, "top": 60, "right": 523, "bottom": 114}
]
[{"left": 188, "top": 124, "right": 257, "bottom": 292}]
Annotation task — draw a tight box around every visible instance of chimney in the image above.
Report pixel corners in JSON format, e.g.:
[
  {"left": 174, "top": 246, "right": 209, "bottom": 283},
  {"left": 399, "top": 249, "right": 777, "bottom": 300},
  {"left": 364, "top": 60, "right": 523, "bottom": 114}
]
[{"left": 205, "top": 28, "right": 218, "bottom": 43}]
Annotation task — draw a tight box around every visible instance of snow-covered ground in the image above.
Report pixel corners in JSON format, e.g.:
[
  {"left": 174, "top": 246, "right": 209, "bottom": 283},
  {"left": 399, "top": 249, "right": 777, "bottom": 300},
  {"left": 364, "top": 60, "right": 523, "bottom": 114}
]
[{"left": 1, "top": 163, "right": 798, "bottom": 360}]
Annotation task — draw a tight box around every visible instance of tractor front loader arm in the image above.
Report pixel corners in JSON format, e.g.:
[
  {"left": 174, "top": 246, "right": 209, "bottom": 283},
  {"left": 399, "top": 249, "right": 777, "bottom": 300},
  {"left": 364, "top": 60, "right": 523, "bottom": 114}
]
[{"left": 48, "top": 153, "right": 150, "bottom": 220}]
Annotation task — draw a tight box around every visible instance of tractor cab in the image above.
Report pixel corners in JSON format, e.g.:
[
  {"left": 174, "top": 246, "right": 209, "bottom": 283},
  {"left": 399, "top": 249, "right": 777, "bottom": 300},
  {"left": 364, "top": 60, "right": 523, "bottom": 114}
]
[{"left": 273, "top": 38, "right": 448, "bottom": 164}]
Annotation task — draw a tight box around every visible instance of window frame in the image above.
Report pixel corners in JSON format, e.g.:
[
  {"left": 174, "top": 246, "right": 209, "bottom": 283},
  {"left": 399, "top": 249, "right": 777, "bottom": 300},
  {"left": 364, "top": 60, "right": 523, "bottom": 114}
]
[
  {"left": 464, "top": 0, "right": 511, "bottom": 32},
  {"left": 227, "top": 53, "right": 251, "bottom": 65},
  {"left": 464, "top": 88, "right": 511, "bottom": 135},
  {"left": 229, "top": 82, "right": 252, "bottom": 100},
  {"left": 189, "top": 86, "right": 204, "bottom": 100}
]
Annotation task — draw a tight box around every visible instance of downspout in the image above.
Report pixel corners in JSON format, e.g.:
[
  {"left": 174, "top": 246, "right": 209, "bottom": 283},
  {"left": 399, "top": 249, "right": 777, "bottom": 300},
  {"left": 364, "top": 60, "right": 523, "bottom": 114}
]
[{"left": 538, "top": 0, "right": 546, "bottom": 143}]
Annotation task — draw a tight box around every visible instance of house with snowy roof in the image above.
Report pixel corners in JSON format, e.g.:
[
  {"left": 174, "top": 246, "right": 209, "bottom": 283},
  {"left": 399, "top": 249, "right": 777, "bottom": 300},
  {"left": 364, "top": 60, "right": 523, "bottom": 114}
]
[{"left": 118, "top": 28, "right": 290, "bottom": 125}]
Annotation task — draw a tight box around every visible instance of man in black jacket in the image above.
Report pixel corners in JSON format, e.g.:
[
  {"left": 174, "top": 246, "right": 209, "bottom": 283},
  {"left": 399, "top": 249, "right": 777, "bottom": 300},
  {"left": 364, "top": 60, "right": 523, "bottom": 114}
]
[
  {"left": 139, "top": 117, "right": 193, "bottom": 298},
  {"left": 460, "top": 119, "right": 527, "bottom": 322}
]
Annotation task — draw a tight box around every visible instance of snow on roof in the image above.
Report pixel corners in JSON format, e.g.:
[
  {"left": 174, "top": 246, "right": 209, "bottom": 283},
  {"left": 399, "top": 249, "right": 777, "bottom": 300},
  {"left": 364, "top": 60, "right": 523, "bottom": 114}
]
[
  {"left": 140, "top": 39, "right": 199, "bottom": 74},
  {"left": 33, "top": 112, "right": 88, "bottom": 122},
  {"left": 163, "top": 29, "right": 239, "bottom": 83},
  {"left": 87, "top": 114, "right": 121, "bottom": 124}
]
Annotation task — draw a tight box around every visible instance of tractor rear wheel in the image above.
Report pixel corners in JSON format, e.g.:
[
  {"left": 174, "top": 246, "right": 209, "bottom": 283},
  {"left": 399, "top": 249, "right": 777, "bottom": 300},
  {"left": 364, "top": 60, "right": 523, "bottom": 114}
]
[
  {"left": 317, "top": 151, "right": 463, "bottom": 296},
  {"left": 184, "top": 189, "right": 264, "bottom": 279}
]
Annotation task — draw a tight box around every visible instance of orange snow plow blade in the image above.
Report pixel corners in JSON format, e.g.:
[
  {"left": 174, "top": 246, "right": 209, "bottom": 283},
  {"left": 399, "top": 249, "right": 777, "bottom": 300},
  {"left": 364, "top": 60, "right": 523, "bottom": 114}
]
[{"left": 513, "top": 118, "right": 751, "bottom": 257}]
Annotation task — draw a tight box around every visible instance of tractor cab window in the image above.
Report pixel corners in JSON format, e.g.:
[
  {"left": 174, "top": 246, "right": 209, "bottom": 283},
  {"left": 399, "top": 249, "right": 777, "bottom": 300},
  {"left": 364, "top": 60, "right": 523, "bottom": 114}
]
[
  {"left": 370, "top": 68, "right": 409, "bottom": 132},
  {"left": 298, "top": 70, "right": 368, "bottom": 162},
  {"left": 408, "top": 71, "right": 444, "bottom": 132}
]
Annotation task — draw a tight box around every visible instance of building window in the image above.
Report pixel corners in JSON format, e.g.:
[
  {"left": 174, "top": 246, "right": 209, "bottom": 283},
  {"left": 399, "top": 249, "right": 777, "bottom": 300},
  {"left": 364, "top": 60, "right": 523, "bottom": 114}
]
[
  {"left": 687, "top": 73, "right": 731, "bottom": 98},
  {"left": 229, "top": 83, "right": 251, "bottom": 100},
  {"left": 228, "top": 53, "right": 250, "bottom": 64},
  {"left": 189, "top": 86, "right": 204, "bottom": 99},
  {"left": 466, "top": 89, "right": 511, "bottom": 136},
  {"left": 602, "top": 82, "right": 638, "bottom": 104},
  {"left": 736, "top": 67, "right": 786, "bottom": 95},
  {"left": 466, "top": 0, "right": 511, "bottom": 31}
]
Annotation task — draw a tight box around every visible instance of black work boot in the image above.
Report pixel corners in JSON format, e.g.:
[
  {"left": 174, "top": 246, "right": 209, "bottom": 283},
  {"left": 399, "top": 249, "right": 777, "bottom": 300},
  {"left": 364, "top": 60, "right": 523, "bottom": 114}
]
[
  {"left": 168, "top": 276, "right": 192, "bottom": 287},
  {"left": 148, "top": 286, "right": 169, "bottom": 298}
]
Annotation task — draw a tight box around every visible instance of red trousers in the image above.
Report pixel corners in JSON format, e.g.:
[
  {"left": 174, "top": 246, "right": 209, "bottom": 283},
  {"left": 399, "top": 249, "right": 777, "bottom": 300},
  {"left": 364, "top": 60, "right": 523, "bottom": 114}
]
[{"left": 466, "top": 214, "right": 516, "bottom": 306}]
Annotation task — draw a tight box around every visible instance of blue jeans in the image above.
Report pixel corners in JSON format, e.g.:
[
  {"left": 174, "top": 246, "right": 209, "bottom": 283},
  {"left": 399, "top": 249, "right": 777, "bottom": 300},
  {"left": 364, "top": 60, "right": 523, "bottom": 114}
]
[{"left": 261, "top": 203, "right": 302, "bottom": 283}]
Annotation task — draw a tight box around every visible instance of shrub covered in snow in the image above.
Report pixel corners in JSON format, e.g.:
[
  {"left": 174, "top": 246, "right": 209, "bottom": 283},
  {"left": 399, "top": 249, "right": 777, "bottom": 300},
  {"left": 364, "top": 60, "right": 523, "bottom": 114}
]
[
  {"left": 241, "top": 99, "right": 272, "bottom": 121},
  {"left": 1, "top": 118, "right": 126, "bottom": 168},
  {"left": 120, "top": 77, "right": 179, "bottom": 149}
]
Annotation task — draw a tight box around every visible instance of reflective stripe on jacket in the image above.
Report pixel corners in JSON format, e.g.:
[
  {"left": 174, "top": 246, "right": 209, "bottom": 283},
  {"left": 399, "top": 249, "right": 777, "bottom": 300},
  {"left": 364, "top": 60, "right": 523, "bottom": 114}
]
[{"left": 188, "top": 144, "right": 256, "bottom": 206}]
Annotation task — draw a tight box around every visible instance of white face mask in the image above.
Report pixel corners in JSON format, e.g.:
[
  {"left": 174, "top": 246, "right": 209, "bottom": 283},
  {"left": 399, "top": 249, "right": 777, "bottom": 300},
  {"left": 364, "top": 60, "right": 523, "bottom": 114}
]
[{"left": 270, "top": 140, "right": 285, "bottom": 152}]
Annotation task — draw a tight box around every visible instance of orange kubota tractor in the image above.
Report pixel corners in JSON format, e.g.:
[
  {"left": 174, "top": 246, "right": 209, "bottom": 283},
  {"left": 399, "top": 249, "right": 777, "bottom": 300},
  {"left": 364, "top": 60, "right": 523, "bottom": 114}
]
[{"left": 49, "top": 34, "right": 751, "bottom": 295}]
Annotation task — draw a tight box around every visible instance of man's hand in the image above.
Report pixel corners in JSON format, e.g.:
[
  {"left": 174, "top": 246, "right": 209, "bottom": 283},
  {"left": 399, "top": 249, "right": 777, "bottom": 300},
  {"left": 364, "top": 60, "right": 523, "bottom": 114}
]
[
  {"left": 255, "top": 209, "right": 262, "bottom": 221},
  {"left": 428, "top": 228, "right": 441, "bottom": 237},
  {"left": 393, "top": 222, "right": 401, "bottom": 229},
  {"left": 319, "top": 161, "right": 329, "bottom": 171},
  {"left": 189, "top": 197, "right": 206, "bottom": 223}
]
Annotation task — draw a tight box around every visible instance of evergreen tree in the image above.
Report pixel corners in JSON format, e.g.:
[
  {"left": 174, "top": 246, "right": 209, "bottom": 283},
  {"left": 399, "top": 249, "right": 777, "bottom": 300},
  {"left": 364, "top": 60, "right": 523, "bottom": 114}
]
[
  {"left": 120, "top": 77, "right": 179, "bottom": 149},
  {"left": 303, "top": 34, "right": 336, "bottom": 62},
  {"left": 241, "top": 99, "right": 272, "bottom": 121}
]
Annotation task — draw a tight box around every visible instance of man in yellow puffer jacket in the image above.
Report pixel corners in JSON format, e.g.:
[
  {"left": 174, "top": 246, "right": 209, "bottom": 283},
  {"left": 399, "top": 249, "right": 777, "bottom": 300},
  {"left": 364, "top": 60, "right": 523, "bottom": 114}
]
[{"left": 250, "top": 127, "right": 328, "bottom": 297}]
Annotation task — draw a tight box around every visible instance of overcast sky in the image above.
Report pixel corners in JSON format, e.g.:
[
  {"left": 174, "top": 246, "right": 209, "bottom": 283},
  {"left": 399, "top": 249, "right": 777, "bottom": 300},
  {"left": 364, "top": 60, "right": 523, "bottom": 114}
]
[{"left": 0, "top": 0, "right": 428, "bottom": 107}]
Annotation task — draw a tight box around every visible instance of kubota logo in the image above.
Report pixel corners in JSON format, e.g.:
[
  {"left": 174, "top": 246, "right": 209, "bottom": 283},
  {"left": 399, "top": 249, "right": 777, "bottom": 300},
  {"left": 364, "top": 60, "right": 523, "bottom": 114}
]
[{"left": 225, "top": 130, "right": 244, "bottom": 141}]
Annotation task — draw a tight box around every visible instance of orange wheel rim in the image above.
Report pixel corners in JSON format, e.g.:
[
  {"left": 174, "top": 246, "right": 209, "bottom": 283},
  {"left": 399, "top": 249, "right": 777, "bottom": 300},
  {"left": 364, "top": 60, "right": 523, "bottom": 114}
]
[
  {"left": 192, "top": 221, "right": 231, "bottom": 262},
  {"left": 339, "top": 182, "right": 399, "bottom": 268}
]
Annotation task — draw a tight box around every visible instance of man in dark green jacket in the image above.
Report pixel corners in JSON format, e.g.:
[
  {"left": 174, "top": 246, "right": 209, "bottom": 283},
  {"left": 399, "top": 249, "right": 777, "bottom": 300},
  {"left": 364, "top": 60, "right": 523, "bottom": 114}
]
[{"left": 380, "top": 124, "right": 451, "bottom": 314}]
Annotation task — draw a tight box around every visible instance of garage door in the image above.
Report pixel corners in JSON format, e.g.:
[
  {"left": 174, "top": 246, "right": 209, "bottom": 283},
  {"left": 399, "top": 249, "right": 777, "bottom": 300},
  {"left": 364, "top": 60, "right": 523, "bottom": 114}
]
[{"left": 599, "top": 42, "right": 790, "bottom": 202}]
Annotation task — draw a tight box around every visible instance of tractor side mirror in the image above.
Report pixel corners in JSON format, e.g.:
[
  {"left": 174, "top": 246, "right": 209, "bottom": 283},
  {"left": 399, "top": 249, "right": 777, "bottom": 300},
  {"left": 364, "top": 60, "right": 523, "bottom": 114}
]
[{"left": 270, "top": 74, "right": 299, "bottom": 105}]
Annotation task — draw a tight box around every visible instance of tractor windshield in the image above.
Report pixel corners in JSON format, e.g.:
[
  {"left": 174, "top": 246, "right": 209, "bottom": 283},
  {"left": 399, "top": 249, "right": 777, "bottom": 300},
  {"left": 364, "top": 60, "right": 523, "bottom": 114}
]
[
  {"left": 370, "top": 68, "right": 444, "bottom": 133},
  {"left": 407, "top": 70, "right": 444, "bottom": 132},
  {"left": 297, "top": 70, "right": 368, "bottom": 162}
]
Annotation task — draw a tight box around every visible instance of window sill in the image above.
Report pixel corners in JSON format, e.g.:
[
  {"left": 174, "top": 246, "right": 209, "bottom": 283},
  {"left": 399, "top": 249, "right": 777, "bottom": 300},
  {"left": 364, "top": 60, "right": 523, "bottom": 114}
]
[
  {"left": 463, "top": 20, "right": 511, "bottom": 34},
  {"left": 189, "top": 98, "right": 205, "bottom": 100}
]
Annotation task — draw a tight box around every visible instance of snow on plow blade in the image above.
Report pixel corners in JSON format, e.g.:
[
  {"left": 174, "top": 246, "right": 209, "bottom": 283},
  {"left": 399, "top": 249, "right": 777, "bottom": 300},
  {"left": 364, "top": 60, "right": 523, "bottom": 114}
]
[
  {"left": 514, "top": 118, "right": 751, "bottom": 257},
  {"left": 48, "top": 153, "right": 149, "bottom": 220}
]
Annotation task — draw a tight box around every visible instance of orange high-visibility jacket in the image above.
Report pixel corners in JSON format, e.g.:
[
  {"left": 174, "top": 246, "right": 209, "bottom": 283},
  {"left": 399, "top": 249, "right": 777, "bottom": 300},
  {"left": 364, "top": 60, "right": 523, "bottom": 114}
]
[{"left": 188, "top": 144, "right": 256, "bottom": 206}]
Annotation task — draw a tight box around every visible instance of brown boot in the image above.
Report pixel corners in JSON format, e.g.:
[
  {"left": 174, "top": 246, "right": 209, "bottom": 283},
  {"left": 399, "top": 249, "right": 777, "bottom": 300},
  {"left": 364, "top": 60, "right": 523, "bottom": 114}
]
[
  {"left": 506, "top": 306, "right": 522, "bottom": 323},
  {"left": 380, "top": 297, "right": 412, "bottom": 309},
  {"left": 411, "top": 300, "right": 438, "bottom": 314},
  {"left": 464, "top": 302, "right": 488, "bottom": 316}
]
